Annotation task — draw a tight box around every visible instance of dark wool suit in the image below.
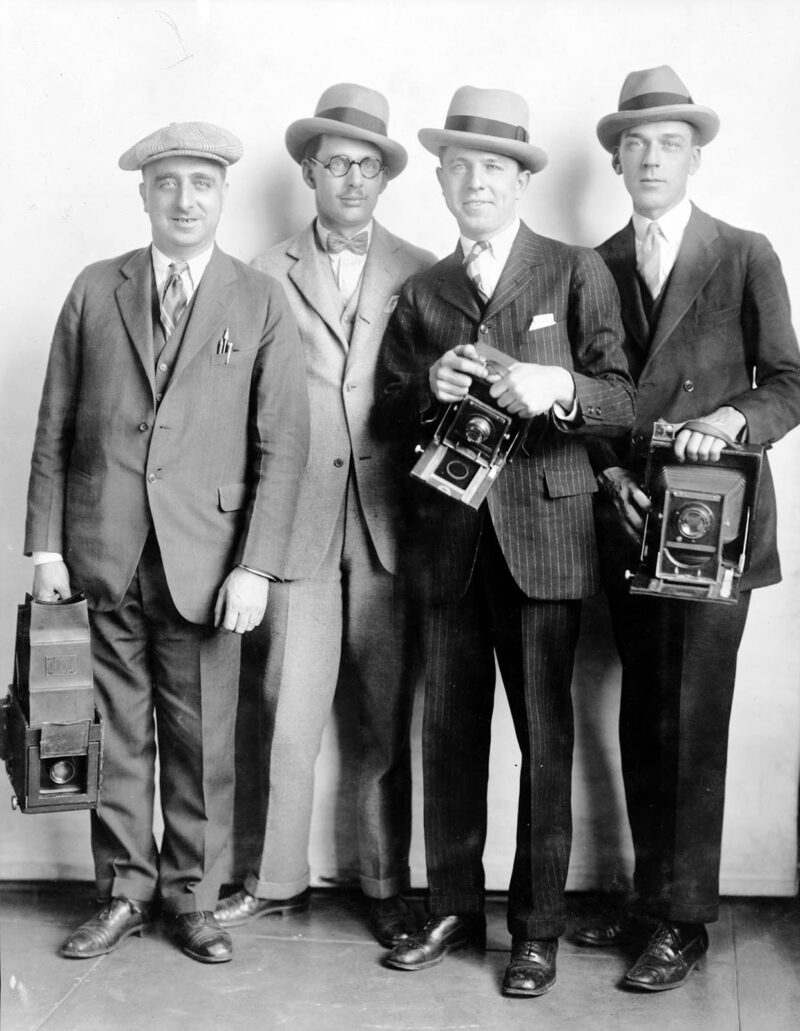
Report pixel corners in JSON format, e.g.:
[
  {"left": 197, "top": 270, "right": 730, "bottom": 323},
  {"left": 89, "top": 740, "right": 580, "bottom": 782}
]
[
  {"left": 376, "top": 221, "right": 635, "bottom": 939},
  {"left": 25, "top": 246, "right": 309, "bottom": 913},
  {"left": 591, "top": 205, "right": 800, "bottom": 923}
]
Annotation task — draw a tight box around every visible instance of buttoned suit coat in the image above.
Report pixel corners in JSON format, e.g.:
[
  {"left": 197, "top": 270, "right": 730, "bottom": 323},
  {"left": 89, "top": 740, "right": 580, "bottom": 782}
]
[
  {"left": 252, "top": 221, "right": 435, "bottom": 577},
  {"left": 592, "top": 204, "right": 800, "bottom": 589},
  {"left": 25, "top": 245, "right": 310, "bottom": 623},
  {"left": 377, "top": 221, "right": 636, "bottom": 602}
]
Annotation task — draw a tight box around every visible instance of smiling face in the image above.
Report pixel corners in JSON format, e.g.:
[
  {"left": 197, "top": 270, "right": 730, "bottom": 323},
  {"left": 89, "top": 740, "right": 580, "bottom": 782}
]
[
  {"left": 436, "top": 146, "right": 530, "bottom": 240},
  {"left": 301, "top": 133, "right": 387, "bottom": 236},
  {"left": 139, "top": 156, "right": 227, "bottom": 259},
  {"left": 613, "top": 120, "right": 701, "bottom": 220}
]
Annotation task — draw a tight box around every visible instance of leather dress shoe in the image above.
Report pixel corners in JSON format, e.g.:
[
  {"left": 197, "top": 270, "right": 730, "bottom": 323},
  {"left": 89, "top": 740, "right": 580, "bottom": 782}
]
[
  {"left": 60, "top": 897, "right": 149, "bottom": 959},
  {"left": 574, "top": 917, "right": 635, "bottom": 948},
  {"left": 502, "top": 938, "right": 558, "bottom": 997},
  {"left": 173, "top": 911, "right": 233, "bottom": 964},
  {"left": 368, "top": 895, "right": 417, "bottom": 947},
  {"left": 214, "top": 887, "right": 310, "bottom": 927},
  {"left": 624, "top": 922, "right": 709, "bottom": 991},
  {"left": 384, "top": 914, "right": 485, "bottom": 971}
]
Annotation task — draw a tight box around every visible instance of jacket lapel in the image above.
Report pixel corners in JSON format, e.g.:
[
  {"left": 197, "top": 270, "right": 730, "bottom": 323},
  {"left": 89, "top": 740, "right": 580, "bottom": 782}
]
[
  {"left": 170, "top": 246, "right": 237, "bottom": 383},
  {"left": 483, "top": 222, "right": 544, "bottom": 318},
  {"left": 116, "top": 247, "right": 157, "bottom": 392},
  {"left": 438, "top": 245, "right": 483, "bottom": 323},
  {"left": 347, "top": 221, "right": 396, "bottom": 359},
  {"left": 603, "top": 223, "right": 649, "bottom": 354},
  {"left": 287, "top": 225, "right": 348, "bottom": 349},
  {"left": 648, "top": 206, "right": 720, "bottom": 360}
]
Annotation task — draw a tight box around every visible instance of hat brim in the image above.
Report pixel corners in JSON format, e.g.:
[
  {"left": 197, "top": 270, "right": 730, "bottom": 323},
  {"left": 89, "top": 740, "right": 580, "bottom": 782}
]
[
  {"left": 596, "top": 105, "right": 720, "bottom": 152},
  {"left": 285, "top": 117, "right": 408, "bottom": 179},
  {"left": 418, "top": 128, "right": 548, "bottom": 174}
]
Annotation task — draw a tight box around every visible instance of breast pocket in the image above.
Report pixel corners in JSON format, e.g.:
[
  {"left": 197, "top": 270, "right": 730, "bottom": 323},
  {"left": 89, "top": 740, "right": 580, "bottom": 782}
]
[{"left": 519, "top": 320, "right": 568, "bottom": 366}]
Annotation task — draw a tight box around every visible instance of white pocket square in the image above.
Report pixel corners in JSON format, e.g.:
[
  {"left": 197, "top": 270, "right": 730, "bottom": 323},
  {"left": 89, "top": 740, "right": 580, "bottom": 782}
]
[
  {"left": 384, "top": 294, "right": 399, "bottom": 314},
  {"left": 529, "top": 313, "right": 556, "bottom": 330}
]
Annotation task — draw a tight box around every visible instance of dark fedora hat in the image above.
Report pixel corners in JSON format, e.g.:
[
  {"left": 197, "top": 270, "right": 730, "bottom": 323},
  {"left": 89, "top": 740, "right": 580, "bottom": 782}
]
[
  {"left": 285, "top": 83, "right": 408, "bottom": 179},
  {"left": 597, "top": 65, "right": 719, "bottom": 152},
  {"left": 418, "top": 85, "right": 547, "bottom": 173}
]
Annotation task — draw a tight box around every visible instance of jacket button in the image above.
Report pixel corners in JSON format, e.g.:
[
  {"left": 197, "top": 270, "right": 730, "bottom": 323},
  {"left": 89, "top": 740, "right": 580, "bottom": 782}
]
[
  {"left": 147, "top": 473, "right": 157, "bottom": 483},
  {"left": 138, "top": 422, "right": 149, "bottom": 432},
  {"left": 156, "top": 393, "right": 163, "bottom": 402},
  {"left": 158, "top": 362, "right": 168, "bottom": 372},
  {"left": 479, "top": 325, "right": 488, "bottom": 334},
  {"left": 333, "top": 458, "right": 345, "bottom": 468},
  {"left": 683, "top": 379, "right": 695, "bottom": 392}
]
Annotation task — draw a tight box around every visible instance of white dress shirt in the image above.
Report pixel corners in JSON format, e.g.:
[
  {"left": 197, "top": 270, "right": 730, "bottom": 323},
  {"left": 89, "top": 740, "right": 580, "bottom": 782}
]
[
  {"left": 632, "top": 195, "right": 692, "bottom": 294},
  {"left": 315, "top": 218, "right": 372, "bottom": 304},
  {"left": 460, "top": 217, "right": 520, "bottom": 300}
]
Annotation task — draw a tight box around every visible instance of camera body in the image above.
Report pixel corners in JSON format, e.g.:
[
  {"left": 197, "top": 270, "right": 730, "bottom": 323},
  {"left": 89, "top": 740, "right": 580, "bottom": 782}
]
[
  {"left": 0, "top": 594, "right": 102, "bottom": 813},
  {"left": 411, "top": 343, "right": 529, "bottom": 508},
  {"left": 627, "top": 420, "right": 763, "bottom": 604}
]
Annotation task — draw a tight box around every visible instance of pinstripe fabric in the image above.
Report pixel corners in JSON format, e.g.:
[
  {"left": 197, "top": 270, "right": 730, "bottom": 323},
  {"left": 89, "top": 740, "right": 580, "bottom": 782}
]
[
  {"left": 376, "top": 221, "right": 635, "bottom": 602},
  {"left": 375, "top": 221, "right": 634, "bottom": 938}
]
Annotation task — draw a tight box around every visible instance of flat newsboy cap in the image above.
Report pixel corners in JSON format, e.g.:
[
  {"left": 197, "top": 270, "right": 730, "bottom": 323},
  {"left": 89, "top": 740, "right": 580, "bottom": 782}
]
[
  {"left": 118, "top": 121, "right": 243, "bottom": 171},
  {"left": 597, "top": 66, "right": 719, "bottom": 152}
]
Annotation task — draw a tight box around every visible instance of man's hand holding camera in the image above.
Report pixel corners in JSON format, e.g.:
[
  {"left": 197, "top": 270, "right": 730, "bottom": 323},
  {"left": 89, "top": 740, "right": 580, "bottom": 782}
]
[
  {"left": 673, "top": 405, "right": 746, "bottom": 463},
  {"left": 598, "top": 467, "right": 651, "bottom": 542},
  {"left": 429, "top": 343, "right": 576, "bottom": 418}
]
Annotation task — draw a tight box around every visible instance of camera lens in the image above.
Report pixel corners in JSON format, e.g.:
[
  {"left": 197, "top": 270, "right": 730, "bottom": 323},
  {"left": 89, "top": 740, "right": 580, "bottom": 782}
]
[
  {"left": 47, "top": 759, "right": 77, "bottom": 785},
  {"left": 464, "top": 416, "right": 493, "bottom": 445},
  {"left": 675, "top": 502, "right": 714, "bottom": 541}
]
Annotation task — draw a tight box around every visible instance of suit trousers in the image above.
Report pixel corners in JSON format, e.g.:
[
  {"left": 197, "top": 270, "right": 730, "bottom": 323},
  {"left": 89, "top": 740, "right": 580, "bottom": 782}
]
[
  {"left": 242, "top": 475, "right": 413, "bottom": 900},
  {"left": 597, "top": 501, "right": 751, "bottom": 924},
  {"left": 88, "top": 531, "right": 241, "bottom": 914},
  {"left": 423, "top": 519, "right": 581, "bottom": 940}
]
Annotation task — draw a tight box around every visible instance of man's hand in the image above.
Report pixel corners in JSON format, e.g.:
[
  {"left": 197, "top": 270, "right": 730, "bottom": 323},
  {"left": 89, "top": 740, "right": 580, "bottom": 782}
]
[
  {"left": 489, "top": 362, "right": 576, "bottom": 419},
  {"left": 32, "top": 560, "right": 72, "bottom": 602},
  {"left": 213, "top": 567, "right": 270, "bottom": 634},
  {"left": 598, "top": 466, "right": 651, "bottom": 542},
  {"left": 428, "top": 343, "right": 490, "bottom": 403},
  {"left": 673, "top": 406, "right": 747, "bottom": 463}
]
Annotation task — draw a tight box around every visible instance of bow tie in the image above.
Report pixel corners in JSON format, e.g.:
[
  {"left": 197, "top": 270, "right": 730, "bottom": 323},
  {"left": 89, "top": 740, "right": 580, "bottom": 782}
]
[{"left": 326, "top": 230, "right": 369, "bottom": 256}]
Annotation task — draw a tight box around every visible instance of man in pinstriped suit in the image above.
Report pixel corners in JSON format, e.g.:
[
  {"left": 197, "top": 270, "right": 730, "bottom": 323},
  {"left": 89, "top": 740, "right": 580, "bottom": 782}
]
[{"left": 375, "top": 87, "right": 635, "bottom": 998}]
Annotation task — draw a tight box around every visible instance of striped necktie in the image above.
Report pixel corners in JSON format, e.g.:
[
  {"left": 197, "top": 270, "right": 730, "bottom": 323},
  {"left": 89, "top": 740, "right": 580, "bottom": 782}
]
[
  {"left": 464, "top": 240, "right": 491, "bottom": 301},
  {"left": 638, "top": 222, "right": 664, "bottom": 299},
  {"left": 160, "top": 261, "right": 189, "bottom": 338}
]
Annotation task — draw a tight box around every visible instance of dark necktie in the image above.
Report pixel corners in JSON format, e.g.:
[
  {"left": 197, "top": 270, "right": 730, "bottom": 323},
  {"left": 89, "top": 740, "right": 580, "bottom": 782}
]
[
  {"left": 326, "top": 230, "right": 369, "bottom": 256},
  {"left": 160, "top": 261, "right": 189, "bottom": 338},
  {"left": 464, "top": 240, "right": 490, "bottom": 301}
]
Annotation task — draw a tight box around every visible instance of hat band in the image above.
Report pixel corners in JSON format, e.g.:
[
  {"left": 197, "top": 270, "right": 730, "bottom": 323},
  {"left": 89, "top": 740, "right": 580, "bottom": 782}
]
[
  {"left": 620, "top": 91, "right": 694, "bottom": 112},
  {"left": 315, "top": 106, "right": 388, "bottom": 137},
  {"left": 444, "top": 114, "right": 529, "bottom": 143}
]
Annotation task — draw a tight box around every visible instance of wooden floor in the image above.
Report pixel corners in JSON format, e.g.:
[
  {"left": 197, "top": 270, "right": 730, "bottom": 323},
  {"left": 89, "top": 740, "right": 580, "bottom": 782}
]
[{"left": 1, "top": 884, "right": 798, "bottom": 1031}]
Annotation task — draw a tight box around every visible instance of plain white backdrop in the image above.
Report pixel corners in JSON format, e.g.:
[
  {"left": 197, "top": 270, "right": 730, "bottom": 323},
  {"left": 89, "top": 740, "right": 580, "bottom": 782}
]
[{"left": 0, "top": 0, "right": 798, "bottom": 897}]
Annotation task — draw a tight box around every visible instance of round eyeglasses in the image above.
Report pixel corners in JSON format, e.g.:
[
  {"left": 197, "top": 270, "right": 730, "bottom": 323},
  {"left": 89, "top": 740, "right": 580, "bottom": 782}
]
[{"left": 309, "top": 155, "right": 386, "bottom": 179}]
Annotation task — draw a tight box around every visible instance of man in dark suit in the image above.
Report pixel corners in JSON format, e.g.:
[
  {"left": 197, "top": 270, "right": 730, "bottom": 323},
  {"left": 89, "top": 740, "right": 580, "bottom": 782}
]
[
  {"left": 215, "top": 84, "right": 435, "bottom": 947},
  {"left": 375, "top": 86, "right": 635, "bottom": 998},
  {"left": 25, "top": 122, "right": 309, "bottom": 964},
  {"left": 575, "top": 66, "right": 800, "bottom": 991}
]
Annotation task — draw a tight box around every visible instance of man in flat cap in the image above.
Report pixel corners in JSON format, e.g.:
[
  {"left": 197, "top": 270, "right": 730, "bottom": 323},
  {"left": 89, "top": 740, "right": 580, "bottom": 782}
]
[
  {"left": 214, "top": 84, "right": 434, "bottom": 946},
  {"left": 25, "top": 121, "right": 309, "bottom": 964},
  {"left": 575, "top": 66, "right": 800, "bottom": 990},
  {"left": 375, "top": 86, "right": 634, "bottom": 997}
]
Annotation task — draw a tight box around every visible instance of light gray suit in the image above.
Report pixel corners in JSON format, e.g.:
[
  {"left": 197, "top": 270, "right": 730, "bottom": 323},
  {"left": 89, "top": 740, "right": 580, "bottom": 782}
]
[{"left": 239, "top": 221, "right": 435, "bottom": 899}]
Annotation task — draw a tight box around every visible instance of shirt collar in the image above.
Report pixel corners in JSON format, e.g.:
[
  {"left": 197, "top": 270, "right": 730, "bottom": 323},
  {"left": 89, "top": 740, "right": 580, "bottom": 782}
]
[
  {"left": 150, "top": 242, "right": 215, "bottom": 288},
  {"left": 460, "top": 216, "right": 520, "bottom": 266},
  {"left": 632, "top": 196, "right": 692, "bottom": 245},
  {"left": 315, "top": 218, "right": 373, "bottom": 252}
]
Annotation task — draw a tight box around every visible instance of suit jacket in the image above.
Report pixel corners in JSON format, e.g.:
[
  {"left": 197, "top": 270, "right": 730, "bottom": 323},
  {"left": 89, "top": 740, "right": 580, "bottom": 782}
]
[
  {"left": 252, "top": 221, "right": 435, "bottom": 578},
  {"left": 25, "top": 245, "right": 310, "bottom": 623},
  {"left": 592, "top": 204, "right": 800, "bottom": 589},
  {"left": 376, "top": 221, "right": 636, "bottom": 602}
]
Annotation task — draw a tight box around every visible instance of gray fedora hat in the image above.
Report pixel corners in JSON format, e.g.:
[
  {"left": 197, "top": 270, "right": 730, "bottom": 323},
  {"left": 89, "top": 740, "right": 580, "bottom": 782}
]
[
  {"left": 285, "top": 83, "right": 408, "bottom": 179},
  {"left": 597, "top": 65, "right": 719, "bottom": 152},
  {"left": 418, "top": 86, "right": 547, "bottom": 174}
]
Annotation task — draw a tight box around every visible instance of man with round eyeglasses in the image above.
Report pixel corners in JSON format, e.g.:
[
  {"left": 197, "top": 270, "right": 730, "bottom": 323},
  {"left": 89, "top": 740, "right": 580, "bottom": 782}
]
[{"left": 215, "top": 84, "right": 435, "bottom": 948}]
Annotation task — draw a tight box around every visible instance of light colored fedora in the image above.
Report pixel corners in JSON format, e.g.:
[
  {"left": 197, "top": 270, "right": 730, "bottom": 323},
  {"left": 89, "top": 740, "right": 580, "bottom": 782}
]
[
  {"left": 418, "top": 86, "right": 547, "bottom": 174},
  {"left": 597, "top": 65, "right": 719, "bottom": 152},
  {"left": 285, "top": 83, "right": 408, "bottom": 179}
]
